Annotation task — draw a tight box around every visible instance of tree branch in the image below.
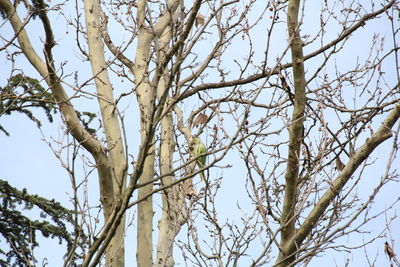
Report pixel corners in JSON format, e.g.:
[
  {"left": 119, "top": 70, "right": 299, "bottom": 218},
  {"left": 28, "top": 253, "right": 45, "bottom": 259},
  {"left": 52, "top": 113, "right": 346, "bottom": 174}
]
[
  {"left": 276, "top": 0, "right": 306, "bottom": 265},
  {"left": 283, "top": 101, "right": 400, "bottom": 261},
  {"left": 0, "top": 0, "right": 106, "bottom": 160},
  {"left": 177, "top": 0, "right": 395, "bottom": 100}
]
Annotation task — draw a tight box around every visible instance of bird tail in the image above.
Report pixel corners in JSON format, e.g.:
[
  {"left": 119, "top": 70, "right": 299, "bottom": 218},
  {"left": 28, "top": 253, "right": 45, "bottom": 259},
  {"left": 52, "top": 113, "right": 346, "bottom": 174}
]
[{"left": 200, "top": 171, "right": 206, "bottom": 182}]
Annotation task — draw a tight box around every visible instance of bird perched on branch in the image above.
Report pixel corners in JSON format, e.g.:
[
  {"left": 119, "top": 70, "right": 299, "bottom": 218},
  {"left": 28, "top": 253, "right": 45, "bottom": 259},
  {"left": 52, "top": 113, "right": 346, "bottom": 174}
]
[
  {"left": 193, "top": 138, "right": 207, "bottom": 182},
  {"left": 335, "top": 157, "right": 345, "bottom": 171},
  {"left": 385, "top": 241, "right": 400, "bottom": 266}
]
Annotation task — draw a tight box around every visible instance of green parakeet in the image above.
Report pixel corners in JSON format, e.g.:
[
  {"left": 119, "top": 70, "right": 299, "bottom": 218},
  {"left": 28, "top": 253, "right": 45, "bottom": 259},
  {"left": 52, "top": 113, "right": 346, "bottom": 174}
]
[{"left": 193, "top": 138, "right": 207, "bottom": 182}]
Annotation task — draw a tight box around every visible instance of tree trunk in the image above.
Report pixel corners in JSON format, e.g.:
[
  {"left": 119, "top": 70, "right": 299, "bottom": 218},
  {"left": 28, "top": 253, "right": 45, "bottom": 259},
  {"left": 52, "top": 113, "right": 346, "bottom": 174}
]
[
  {"left": 134, "top": 11, "right": 155, "bottom": 264},
  {"left": 133, "top": 1, "right": 180, "bottom": 265},
  {"left": 277, "top": 0, "right": 306, "bottom": 265},
  {"left": 155, "top": 25, "right": 187, "bottom": 266},
  {"left": 155, "top": 94, "right": 186, "bottom": 267},
  {"left": 83, "top": 0, "right": 127, "bottom": 265}
]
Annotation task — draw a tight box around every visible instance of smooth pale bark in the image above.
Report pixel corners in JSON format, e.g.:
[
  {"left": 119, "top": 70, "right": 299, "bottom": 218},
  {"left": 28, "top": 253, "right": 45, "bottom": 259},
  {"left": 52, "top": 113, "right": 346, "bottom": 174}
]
[
  {"left": 155, "top": 26, "right": 187, "bottom": 267},
  {"left": 276, "top": 102, "right": 400, "bottom": 266},
  {"left": 134, "top": 1, "right": 156, "bottom": 264},
  {"left": 155, "top": 87, "right": 185, "bottom": 267},
  {"left": 0, "top": 0, "right": 115, "bottom": 222},
  {"left": 83, "top": 0, "right": 127, "bottom": 265},
  {"left": 133, "top": 1, "right": 180, "bottom": 266},
  {"left": 277, "top": 0, "right": 306, "bottom": 266},
  {"left": 0, "top": 0, "right": 126, "bottom": 266},
  {"left": 275, "top": 2, "right": 400, "bottom": 265},
  {"left": 0, "top": 0, "right": 104, "bottom": 158},
  {"left": 136, "top": 96, "right": 155, "bottom": 267}
]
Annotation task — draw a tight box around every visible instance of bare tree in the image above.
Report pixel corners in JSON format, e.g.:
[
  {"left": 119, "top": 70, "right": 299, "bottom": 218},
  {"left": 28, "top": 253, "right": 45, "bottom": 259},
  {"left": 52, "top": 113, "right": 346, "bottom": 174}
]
[{"left": 0, "top": 0, "right": 399, "bottom": 266}]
